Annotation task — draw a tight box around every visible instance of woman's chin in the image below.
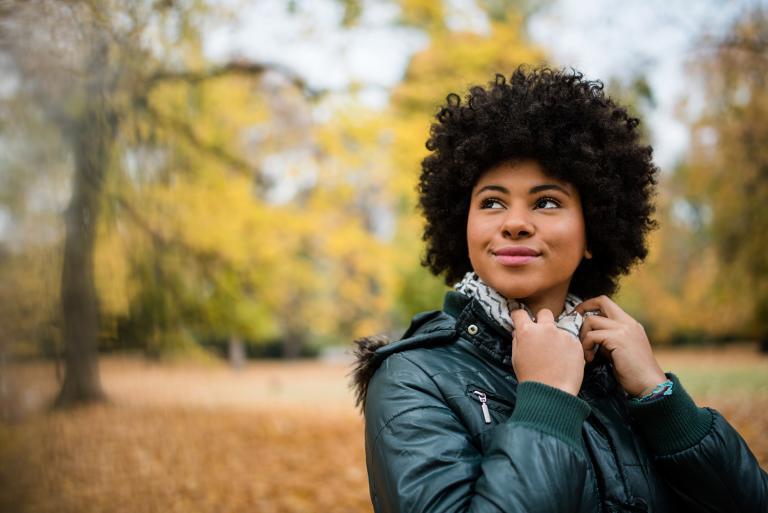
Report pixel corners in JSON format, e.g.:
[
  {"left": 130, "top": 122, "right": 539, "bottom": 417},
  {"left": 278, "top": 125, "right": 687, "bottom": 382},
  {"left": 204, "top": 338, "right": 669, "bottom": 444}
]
[{"left": 493, "top": 286, "right": 535, "bottom": 302}]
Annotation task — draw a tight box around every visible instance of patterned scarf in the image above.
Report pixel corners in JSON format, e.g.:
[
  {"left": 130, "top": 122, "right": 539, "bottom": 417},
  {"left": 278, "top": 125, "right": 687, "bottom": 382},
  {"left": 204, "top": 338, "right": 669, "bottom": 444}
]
[{"left": 454, "top": 271, "right": 584, "bottom": 339}]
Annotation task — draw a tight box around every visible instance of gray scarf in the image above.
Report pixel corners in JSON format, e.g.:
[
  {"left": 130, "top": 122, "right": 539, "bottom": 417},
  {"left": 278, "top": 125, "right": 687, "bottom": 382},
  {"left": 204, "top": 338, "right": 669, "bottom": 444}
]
[{"left": 454, "top": 272, "right": 584, "bottom": 339}]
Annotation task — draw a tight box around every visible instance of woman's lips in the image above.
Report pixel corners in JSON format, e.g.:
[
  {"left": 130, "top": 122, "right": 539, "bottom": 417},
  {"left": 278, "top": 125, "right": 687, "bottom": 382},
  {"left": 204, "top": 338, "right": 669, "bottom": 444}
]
[
  {"left": 492, "top": 247, "right": 540, "bottom": 266},
  {"left": 494, "top": 254, "right": 537, "bottom": 265}
]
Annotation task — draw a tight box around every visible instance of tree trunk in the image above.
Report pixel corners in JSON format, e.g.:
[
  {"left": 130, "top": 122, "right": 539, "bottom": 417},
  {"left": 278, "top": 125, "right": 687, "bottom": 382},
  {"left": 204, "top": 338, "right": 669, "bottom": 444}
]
[
  {"left": 53, "top": 62, "right": 115, "bottom": 407},
  {"left": 228, "top": 335, "right": 246, "bottom": 369}
]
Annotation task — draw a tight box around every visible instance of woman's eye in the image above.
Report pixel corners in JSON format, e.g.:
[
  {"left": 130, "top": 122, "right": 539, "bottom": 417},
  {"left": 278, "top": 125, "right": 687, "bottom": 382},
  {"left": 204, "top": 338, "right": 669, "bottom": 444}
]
[
  {"left": 480, "top": 198, "right": 505, "bottom": 209},
  {"left": 535, "top": 197, "right": 560, "bottom": 209}
]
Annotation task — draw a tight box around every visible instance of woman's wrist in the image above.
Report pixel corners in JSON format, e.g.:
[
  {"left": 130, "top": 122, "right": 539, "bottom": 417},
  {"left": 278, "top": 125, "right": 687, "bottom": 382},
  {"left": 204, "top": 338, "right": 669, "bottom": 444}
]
[
  {"left": 631, "top": 371, "right": 670, "bottom": 399},
  {"left": 630, "top": 379, "right": 674, "bottom": 403},
  {"left": 627, "top": 374, "right": 713, "bottom": 455}
]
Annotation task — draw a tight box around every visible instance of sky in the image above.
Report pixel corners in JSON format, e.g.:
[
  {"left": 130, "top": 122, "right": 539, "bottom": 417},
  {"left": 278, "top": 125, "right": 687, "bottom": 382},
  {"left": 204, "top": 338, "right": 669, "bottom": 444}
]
[{"left": 205, "top": 0, "right": 761, "bottom": 170}]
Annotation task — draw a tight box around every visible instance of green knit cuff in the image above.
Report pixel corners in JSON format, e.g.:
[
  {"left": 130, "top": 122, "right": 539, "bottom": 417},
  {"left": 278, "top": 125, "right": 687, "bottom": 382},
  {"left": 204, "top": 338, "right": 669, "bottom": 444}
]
[
  {"left": 510, "top": 381, "right": 591, "bottom": 451},
  {"left": 627, "top": 373, "right": 713, "bottom": 456}
]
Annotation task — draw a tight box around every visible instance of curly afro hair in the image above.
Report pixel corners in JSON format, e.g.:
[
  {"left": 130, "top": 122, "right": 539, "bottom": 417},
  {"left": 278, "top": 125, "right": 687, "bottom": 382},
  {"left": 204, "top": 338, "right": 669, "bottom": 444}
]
[{"left": 419, "top": 66, "right": 658, "bottom": 298}]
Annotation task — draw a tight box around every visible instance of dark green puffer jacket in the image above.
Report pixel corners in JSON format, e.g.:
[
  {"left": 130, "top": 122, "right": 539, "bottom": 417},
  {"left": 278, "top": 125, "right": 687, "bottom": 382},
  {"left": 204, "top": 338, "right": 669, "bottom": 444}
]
[{"left": 352, "top": 292, "right": 768, "bottom": 513}]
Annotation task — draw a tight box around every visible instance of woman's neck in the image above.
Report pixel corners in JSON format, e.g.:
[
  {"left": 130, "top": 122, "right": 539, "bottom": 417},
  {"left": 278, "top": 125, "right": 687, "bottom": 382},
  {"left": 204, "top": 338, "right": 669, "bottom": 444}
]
[{"left": 517, "top": 292, "right": 568, "bottom": 318}]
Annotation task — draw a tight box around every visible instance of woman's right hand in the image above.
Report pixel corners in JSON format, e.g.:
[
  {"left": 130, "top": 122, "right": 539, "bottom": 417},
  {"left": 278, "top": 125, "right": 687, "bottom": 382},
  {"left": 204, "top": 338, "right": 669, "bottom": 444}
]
[{"left": 510, "top": 308, "right": 585, "bottom": 396}]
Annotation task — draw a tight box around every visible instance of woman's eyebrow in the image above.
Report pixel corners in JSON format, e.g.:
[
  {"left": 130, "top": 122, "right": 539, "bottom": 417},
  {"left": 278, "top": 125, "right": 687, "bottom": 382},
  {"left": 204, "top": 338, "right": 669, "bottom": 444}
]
[
  {"left": 474, "top": 184, "right": 508, "bottom": 196},
  {"left": 474, "top": 183, "right": 572, "bottom": 197},
  {"left": 530, "top": 184, "right": 571, "bottom": 197}
]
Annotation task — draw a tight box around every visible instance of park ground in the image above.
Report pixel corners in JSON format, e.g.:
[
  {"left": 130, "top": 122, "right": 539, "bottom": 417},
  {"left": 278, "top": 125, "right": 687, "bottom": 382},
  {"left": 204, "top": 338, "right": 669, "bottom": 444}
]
[{"left": 1, "top": 345, "right": 767, "bottom": 513}]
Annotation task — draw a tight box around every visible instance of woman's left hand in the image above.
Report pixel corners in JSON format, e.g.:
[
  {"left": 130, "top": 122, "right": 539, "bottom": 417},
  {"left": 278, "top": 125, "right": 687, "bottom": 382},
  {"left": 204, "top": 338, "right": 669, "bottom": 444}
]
[{"left": 575, "top": 295, "right": 667, "bottom": 398}]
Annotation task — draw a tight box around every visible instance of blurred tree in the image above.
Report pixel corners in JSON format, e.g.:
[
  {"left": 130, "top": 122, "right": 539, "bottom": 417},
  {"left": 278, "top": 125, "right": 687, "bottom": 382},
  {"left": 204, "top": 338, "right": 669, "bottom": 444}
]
[
  {"left": 621, "top": 7, "right": 768, "bottom": 350},
  {"left": 0, "top": 0, "right": 314, "bottom": 406},
  {"left": 0, "top": 79, "right": 69, "bottom": 366},
  {"left": 682, "top": 7, "right": 768, "bottom": 351},
  {"left": 476, "top": 0, "right": 554, "bottom": 24},
  {"left": 397, "top": 0, "right": 552, "bottom": 33},
  {"left": 124, "top": 74, "right": 312, "bottom": 360}
]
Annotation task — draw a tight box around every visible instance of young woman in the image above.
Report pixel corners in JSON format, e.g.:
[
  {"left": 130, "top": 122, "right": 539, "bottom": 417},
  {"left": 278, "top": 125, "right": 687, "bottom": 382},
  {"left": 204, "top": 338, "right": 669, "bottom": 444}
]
[{"left": 352, "top": 67, "right": 767, "bottom": 513}]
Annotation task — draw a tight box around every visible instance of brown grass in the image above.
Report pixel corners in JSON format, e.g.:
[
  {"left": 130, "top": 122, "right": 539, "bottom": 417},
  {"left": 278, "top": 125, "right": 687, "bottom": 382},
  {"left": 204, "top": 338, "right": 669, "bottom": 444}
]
[
  {"left": 0, "top": 358, "right": 369, "bottom": 513},
  {"left": 0, "top": 346, "right": 766, "bottom": 513}
]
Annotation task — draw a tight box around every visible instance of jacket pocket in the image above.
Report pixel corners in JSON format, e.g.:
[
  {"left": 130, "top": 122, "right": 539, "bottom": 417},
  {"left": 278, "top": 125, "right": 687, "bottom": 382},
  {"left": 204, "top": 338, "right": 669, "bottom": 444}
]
[{"left": 466, "top": 384, "right": 514, "bottom": 425}]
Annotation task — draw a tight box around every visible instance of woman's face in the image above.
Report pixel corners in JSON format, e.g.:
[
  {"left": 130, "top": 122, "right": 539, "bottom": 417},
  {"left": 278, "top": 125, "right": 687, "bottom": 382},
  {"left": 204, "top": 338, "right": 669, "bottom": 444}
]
[{"left": 466, "top": 159, "right": 590, "bottom": 314}]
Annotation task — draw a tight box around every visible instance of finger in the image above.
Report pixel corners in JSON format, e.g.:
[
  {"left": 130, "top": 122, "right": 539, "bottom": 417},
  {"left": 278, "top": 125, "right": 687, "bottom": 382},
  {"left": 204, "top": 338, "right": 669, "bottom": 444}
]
[
  {"left": 583, "top": 344, "right": 599, "bottom": 363},
  {"left": 510, "top": 308, "right": 532, "bottom": 329},
  {"left": 581, "top": 329, "right": 618, "bottom": 352},
  {"left": 580, "top": 329, "right": 610, "bottom": 363},
  {"left": 580, "top": 330, "right": 601, "bottom": 354},
  {"left": 582, "top": 341, "right": 598, "bottom": 363},
  {"left": 574, "top": 296, "right": 606, "bottom": 315},
  {"left": 575, "top": 295, "right": 630, "bottom": 321},
  {"left": 582, "top": 328, "right": 624, "bottom": 355},
  {"left": 535, "top": 308, "right": 555, "bottom": 324},
  {"left": 580, "top": 314, "right": 620, "bottom": 334}
]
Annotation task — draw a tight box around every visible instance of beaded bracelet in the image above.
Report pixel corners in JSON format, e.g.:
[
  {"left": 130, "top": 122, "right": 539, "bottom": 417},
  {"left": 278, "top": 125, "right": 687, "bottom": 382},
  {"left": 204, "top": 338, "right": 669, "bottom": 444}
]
[{"left": 630, "top": 379, "right": 674, "bottom": 403}]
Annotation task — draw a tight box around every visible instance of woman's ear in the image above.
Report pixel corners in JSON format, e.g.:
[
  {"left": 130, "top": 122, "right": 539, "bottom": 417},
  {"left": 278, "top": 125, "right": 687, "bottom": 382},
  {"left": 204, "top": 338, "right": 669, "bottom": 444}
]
[{"left": 584, "top": 248, "right": 593, "bottom": 259}]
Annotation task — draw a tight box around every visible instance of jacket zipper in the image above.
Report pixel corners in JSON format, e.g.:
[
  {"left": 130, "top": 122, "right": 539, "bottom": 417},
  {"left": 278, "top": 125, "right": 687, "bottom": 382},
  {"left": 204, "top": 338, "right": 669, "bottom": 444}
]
[{"left": 471, "top": 390, "right": 492, "bottom": 424}]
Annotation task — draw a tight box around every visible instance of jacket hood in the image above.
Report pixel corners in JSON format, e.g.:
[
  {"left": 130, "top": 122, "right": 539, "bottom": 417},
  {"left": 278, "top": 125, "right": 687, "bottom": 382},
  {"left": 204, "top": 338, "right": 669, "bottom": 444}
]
[{"left": 350, "top": 308, "right": 459, "bottom": 411}]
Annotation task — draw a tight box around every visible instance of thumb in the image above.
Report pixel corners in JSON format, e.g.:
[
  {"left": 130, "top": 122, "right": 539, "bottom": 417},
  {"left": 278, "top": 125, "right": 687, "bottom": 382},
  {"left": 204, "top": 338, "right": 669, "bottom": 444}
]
[{"left": 510, "top": 308, "right": 533, "bottom": 329}]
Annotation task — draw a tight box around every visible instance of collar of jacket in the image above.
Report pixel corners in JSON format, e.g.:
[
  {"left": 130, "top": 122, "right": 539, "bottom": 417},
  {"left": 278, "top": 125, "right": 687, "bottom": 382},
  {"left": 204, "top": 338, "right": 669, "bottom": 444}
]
[
  {"left": 446, "top": 291, "right": 515, "bottom": 367},
  {"left": 447, "top": 291, "right": 616, "bottom": 398},
  {"left": 351, "top": 291, "right": 615, "bottom": 409}
]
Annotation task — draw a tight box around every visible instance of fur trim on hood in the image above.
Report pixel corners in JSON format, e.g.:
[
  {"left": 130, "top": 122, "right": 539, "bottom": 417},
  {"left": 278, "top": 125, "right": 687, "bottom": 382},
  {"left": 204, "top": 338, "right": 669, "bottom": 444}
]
[{"left": 350, "top": 335, "right": 391, "bottom": 412}]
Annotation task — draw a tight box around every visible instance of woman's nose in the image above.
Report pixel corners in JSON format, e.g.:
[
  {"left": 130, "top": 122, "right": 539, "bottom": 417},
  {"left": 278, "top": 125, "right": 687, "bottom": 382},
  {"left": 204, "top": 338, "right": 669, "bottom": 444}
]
[{"left": 501, "top": 206, "right": 534, "bottom": 239}]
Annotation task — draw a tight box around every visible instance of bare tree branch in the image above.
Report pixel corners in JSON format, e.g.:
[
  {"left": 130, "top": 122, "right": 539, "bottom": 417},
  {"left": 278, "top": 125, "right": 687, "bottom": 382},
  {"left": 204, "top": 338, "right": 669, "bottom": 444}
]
[
  {"left": 140, "top": 103, "right": 270, "bottom": 191},
  {"left": 147, "top": 60, "right": 323, "bottom": 98}
]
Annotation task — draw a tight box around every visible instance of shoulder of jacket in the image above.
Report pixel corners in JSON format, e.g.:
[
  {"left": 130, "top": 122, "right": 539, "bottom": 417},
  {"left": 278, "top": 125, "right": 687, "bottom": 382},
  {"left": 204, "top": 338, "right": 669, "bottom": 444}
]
[{"left": 350, "top": 310, "right": 458, "bottom": 410}]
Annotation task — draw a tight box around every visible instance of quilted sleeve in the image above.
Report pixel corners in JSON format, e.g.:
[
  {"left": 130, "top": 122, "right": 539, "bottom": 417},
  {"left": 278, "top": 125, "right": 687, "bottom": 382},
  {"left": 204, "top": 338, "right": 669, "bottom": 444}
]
[{"left": 628, "top": 374, "right": 768, "bottom": 512}]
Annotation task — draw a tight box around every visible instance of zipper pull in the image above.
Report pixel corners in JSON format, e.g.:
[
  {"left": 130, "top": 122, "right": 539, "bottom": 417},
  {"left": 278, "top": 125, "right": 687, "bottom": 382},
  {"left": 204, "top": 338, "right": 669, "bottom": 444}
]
[{"left": 472, "top": 391, "right": 492, "bottom": 424}]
